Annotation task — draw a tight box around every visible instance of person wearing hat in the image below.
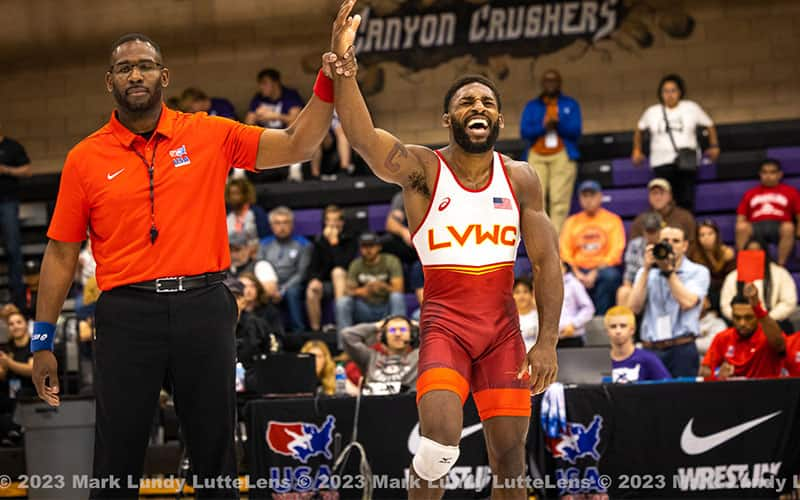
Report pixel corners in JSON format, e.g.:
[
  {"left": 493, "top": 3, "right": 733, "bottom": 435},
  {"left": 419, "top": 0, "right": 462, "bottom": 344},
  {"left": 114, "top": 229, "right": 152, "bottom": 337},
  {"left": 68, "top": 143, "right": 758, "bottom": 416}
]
[
  {"left": 629, "top": 178, "right": 696, "bottom": 242},
  {"left": 559, "top": 180, "right": 624, "bottom": 315},
  {"left": 617, "top": 211, "right": 664, "bottom": 306},
  {"left": 335, "top": 232, "right": 406, "bottom": 334}
]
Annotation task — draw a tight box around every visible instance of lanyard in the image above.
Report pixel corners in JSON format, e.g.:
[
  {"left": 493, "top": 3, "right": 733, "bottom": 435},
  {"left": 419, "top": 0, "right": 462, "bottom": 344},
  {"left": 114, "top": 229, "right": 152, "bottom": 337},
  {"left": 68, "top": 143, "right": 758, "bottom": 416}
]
[{"left": 131, "top": 140, "right": 160, "bottom": 244}]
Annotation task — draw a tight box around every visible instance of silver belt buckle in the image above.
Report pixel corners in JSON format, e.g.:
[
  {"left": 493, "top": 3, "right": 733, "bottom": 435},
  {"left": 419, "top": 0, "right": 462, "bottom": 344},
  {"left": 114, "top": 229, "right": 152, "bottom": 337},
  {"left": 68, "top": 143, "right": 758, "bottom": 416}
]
[{"left": 155, "top": 276, "right": 185, "bottom": 293}]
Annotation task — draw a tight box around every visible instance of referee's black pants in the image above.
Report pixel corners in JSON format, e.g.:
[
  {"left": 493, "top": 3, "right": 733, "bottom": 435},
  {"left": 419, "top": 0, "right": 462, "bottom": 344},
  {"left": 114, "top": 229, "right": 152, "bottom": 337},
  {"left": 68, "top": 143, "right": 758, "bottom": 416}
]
[{"left": 90, "top": 283, "right": 239, "bottom": 499}]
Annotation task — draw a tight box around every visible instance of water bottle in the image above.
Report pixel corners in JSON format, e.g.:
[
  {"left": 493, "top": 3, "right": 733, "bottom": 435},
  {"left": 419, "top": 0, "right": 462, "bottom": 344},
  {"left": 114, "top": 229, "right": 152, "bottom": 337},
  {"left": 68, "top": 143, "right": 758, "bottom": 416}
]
[
  {"left": 235, "top": 362, "right": 246, "bottom": 393},
  {"left": 335, "top": 362, "right": 347, "bottom": 395}
]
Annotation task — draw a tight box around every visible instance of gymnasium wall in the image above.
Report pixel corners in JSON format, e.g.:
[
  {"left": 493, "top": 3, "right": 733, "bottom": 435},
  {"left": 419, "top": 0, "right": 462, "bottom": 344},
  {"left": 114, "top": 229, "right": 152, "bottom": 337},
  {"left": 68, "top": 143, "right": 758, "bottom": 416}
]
[{"left": 1, "top": 0, "right": 798, "bottom": 173}]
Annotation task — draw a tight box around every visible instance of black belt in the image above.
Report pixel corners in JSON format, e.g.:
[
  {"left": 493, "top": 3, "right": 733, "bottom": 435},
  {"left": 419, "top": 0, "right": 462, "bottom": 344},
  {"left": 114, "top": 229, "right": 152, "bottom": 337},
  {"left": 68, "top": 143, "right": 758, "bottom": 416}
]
[{"left": 124, "top": 271, "right": 227, "bottom": 293}]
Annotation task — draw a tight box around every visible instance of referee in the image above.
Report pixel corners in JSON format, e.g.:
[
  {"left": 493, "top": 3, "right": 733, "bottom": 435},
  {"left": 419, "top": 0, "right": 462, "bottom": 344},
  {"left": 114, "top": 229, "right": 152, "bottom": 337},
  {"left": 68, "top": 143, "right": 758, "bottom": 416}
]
[{"left": 30, "top": 10, "right": 349, "bottom": 497}]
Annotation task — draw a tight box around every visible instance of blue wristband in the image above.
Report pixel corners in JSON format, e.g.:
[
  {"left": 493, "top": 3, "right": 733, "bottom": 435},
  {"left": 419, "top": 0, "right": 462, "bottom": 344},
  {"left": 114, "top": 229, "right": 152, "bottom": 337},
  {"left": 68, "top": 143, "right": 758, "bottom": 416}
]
[{"left": 31, "top": 322, "right": 56, "bottom": 352}]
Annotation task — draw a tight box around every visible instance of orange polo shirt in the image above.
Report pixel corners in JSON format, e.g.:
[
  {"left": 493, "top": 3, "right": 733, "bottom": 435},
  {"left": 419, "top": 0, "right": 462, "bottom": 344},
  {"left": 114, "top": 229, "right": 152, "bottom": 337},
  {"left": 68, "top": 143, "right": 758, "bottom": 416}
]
[{"left": 48, "top": 104, "right": 264, "bottom": 290}]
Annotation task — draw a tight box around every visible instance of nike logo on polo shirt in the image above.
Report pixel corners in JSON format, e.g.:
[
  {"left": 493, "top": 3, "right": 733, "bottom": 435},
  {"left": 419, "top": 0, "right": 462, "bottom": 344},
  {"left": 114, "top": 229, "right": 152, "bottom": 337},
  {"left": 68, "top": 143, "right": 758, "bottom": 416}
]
[
  {"left": 107, "top": 168, "right": 125, "bottom": 180},
  {"left": 679, "top": 411, "right": 781, "bottom": 455}
]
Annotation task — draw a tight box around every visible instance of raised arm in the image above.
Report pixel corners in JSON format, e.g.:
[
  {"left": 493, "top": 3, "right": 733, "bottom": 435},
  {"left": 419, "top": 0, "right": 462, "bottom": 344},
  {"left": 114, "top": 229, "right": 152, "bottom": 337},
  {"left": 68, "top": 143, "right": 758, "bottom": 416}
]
[
  {"left": 329, "top": 1, "right": 428, "bottom": 186},
  {"left": 509, "top": 160, "right": 561, "bottom": 395}
]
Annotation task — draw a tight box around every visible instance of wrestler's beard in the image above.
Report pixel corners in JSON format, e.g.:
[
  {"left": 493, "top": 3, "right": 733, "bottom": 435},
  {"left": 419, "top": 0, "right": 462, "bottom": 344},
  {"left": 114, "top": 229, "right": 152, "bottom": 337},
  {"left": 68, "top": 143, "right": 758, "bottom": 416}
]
[{"left": 451, "top": 118, "right": 500, "bottom": 154}]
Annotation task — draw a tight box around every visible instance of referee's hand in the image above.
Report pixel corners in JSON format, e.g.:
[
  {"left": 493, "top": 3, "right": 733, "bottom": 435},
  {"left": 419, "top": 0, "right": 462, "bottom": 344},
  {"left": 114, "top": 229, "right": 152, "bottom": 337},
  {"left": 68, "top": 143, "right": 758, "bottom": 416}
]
[{"left": 33, "top": 351, "right": 60, "bottom": 407}]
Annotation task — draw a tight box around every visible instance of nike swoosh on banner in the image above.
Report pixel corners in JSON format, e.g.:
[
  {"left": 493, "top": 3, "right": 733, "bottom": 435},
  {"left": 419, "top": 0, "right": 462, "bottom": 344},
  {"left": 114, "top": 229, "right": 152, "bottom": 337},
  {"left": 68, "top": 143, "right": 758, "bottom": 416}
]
[
  {"left": 107, "top": 168, "right": 125, "bottom": 180},
  {"left": 407, "top": 422, "right": 483, "bottom": 455},
  {"left": 680, "top": 410, "right": 781, "bottom": 456}
]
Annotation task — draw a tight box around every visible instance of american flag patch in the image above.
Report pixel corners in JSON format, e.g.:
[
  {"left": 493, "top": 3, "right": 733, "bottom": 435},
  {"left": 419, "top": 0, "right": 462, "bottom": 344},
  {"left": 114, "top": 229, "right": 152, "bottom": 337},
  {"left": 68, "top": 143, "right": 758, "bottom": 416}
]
[{"left": 493, "top": 197, "right": 512, "bottom": 210}]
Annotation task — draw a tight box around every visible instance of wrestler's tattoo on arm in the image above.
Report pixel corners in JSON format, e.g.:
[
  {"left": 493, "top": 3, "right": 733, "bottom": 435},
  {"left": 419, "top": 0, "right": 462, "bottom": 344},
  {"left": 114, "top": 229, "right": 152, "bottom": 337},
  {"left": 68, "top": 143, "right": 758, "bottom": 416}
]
[{"left": 384, "top": 142, "right": 408, "bottom": 173}]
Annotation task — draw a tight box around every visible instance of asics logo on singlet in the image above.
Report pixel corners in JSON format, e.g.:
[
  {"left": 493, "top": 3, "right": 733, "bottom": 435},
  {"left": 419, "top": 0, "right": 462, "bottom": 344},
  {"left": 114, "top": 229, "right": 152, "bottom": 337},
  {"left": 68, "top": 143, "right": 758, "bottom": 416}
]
[
  {"left": 428, "top": 224, "right": 517, "bottom": 250},
  {"left": 438, "top": 197, "right": 451, "bottom": 211}
]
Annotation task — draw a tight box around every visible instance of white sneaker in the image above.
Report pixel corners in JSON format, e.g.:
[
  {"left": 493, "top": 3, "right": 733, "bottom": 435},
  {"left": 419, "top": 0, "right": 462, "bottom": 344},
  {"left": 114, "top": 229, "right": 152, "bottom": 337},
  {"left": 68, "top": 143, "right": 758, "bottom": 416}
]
[{"left": 288, "top": 163, "right": 303, "bottom": 182}]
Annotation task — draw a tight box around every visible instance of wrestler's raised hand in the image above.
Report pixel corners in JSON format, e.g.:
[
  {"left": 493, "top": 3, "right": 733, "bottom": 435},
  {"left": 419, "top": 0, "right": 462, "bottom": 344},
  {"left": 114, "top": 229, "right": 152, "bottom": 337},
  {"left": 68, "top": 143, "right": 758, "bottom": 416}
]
[
  {"left": 331, "top": 0, "right": 361, "bottom": 57},
  {"left": 518, "top": 342, "right": 558, "bottom": 395}
]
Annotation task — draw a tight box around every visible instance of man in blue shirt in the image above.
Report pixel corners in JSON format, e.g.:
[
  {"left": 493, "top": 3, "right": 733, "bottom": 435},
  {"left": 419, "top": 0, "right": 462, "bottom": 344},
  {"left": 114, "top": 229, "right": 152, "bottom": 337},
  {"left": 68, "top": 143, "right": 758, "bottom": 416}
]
[
  {"left": 520, "top": 69, "right": 582, "bottom": 233},
  {"left": 628, "top": 225, "right": 710, "bottom": 377}
]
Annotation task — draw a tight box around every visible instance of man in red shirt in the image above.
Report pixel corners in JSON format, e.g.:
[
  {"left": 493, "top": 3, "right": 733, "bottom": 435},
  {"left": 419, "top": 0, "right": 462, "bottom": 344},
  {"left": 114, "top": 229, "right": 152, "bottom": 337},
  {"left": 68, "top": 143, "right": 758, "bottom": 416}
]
[
  {"left": 700, "top": 283, "right": 786, "bottom": 379},
  {"left": 29, "top": 12, "right": 351, "bottom": 497},
  {"left": 735, "top": 159, "right": 800, "bottom": 265},
  {"left": 784, "top": 333, "right": 800, "bottom": 377}
]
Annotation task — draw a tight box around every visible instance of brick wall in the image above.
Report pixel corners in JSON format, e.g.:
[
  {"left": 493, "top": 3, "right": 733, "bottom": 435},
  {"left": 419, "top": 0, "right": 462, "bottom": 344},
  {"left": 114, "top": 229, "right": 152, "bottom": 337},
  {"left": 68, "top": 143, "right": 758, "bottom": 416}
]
[{"left": 1, "top": 0, "right": 798, "bottom": 173}]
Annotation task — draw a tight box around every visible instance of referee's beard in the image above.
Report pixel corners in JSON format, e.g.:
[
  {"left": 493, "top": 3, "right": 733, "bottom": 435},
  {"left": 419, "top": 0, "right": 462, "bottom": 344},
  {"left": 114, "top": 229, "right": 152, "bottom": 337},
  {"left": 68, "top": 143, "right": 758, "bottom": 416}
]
[{"left": 112, "top": 83, "right": 163, "bottom": 114}]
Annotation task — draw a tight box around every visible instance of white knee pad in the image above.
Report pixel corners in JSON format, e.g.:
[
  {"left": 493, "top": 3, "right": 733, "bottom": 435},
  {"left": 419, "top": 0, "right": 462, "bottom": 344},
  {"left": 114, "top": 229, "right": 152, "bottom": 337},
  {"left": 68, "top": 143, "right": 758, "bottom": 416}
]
[{"left": 412, "top": 436, "right": 460, "bottom": 481}]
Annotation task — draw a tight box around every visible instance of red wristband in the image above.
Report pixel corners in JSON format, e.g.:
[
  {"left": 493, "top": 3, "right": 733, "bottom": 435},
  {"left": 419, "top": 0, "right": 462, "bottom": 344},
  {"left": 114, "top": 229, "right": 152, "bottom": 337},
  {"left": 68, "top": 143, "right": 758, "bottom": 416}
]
[
  {"left": 313, "top": 69, "right": 334, "bottom": 103},
  {"left": 753, "top": 303, "right": 768, "bottom": 319}
]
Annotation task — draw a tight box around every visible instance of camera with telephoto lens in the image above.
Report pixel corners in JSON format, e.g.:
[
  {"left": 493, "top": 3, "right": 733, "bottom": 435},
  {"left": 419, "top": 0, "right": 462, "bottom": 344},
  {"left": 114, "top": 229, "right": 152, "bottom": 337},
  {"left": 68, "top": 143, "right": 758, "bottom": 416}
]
[{"left": 652, "top": 241, "right": 673, "bottom": 260}]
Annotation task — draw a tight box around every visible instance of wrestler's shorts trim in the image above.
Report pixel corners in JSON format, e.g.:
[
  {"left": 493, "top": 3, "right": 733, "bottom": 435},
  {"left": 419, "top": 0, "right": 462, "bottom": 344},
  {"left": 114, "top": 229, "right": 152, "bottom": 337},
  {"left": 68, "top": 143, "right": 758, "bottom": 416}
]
[
  {"left": 416, "top": 367, "right": 470, "bottom": 405},
  {"left": 472, "top": 388, "right": 532, "bottom": 421}
]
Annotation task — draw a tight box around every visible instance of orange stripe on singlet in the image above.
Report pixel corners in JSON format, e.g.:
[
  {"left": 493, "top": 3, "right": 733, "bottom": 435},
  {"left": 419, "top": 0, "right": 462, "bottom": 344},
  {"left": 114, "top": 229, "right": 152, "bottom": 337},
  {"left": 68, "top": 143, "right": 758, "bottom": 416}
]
[{"left": 424, "top": 262, "right": 514, "bottom": 276}]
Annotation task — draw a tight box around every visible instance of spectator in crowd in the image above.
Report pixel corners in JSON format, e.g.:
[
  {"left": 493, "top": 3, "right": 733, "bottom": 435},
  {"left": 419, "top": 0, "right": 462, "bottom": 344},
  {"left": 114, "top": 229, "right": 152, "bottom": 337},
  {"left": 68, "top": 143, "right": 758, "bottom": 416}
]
[
  {"left": 336, "top": 233, "right": 405, "bottom": 332},
  {"left": 306, "top": 205, "right": 359, "bottom": 332},
  {"left": 559, "top": 262, "right": 596, "bottom": 347},
  {"left": 0, "top": 312, "right": 34, "bottom": 446},
  {"left": 784, "top": 331, "right": 800, "bottom": 377},
  {"left": 311, "top": 112, "right": 355, "bottom": 181},
  {"left": 688, "top": 219, "right": 736, "bottom": 312},
  {"left": 227, "top": 278, "right": 282, "bottom": 390},
  {"left": 700, "top": 283, "right": 785, "bottom": 379},
  {"left": 179, "top": 87, "right": 238, "bottom": 120},
  {"left": 258, "top": 206, "right": 311, "bottom": 332},
  {"left": 300, "top": 340, "right": 336, "bottom": 396},
  {"left": 629, "top": 178, "right": 696, "bottom": 242},
  {"left": 341, "top": 315, "right": 419, "bottom": 395},
  {"left": 696, "top": 297, "right": 728, "bottom": 356},
  {"left": 606, "top": 306, "right": 671, "bottom": 383},
  {"left": 735, "top": 159, "right": 800, "bottom": 266},
  {"left": 513, "top": 277, "right": 538, "bottom": 352},
  {"left": 617, "top": 211, "right": 663, "bottom": 306},
  {"left": 628, "top": 225, "right": 710, "bottom": 377},
  {"left": 632, "top": 74, "right": 720, "bottom": 211},
  {"left": 0, "top": 124, "right": 31, "bottom": 309},
  {"left": 383, "top": 192, "right": 418, "bottom": 264},
  {"left": 245, "top": 68, "right": 305, "bottom": 182},
  {"left": 21, "top": 259, "right": 40, "bottom": 319},
  {"left": 559, "top": 180, "right": 624, "bottom": 314},
  {"left": 720, "top": 239, "right": 797, "bottom": 332},
  {"left": 226, "top": 177, "right": 269, "bottom": 242},
  {"left": 229, "top": 232, "right": 278, "bottom": 292},
  {"left": 238, "top": 272, "right": 285, "bottom": 338},
  {"left": 519, "top": 69, "right": 582, "bottom": 232}
]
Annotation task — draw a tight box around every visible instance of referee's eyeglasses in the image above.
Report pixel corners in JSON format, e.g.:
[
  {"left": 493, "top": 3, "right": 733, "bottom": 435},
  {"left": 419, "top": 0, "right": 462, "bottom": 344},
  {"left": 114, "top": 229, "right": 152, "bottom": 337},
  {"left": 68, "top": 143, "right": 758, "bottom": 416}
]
[{"left": 110, "top": 60, "right": 164, "bottom": 76}]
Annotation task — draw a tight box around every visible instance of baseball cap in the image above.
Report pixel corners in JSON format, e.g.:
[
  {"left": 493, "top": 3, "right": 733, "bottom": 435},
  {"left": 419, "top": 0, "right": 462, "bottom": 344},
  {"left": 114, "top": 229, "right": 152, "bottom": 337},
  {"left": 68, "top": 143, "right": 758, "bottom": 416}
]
[
  {"left": 642, "top": 212, "right": 664, "bottom": 232},
  {"left": 578, "top": 180, "right": 602, "bottom": 193},
  {"left": 223, "top": 277, "right": 244, "bottom": 297},
  {"left": 647, "top": 178, "right": 672, "bottom": 192},
  {"left": 228, "top": 232, "right": 248, "bottom": 248},
  {"left": 359, "top": 232, "right": 380, "bottom": 246}
]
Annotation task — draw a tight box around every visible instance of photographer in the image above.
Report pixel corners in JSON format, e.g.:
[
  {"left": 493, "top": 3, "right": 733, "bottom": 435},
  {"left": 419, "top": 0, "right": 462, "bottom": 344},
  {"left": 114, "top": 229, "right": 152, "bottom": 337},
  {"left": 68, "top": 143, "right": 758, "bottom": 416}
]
[
  {"left": 341, "top": 315, "right": 419, "bottom": 395},
  {"left": 627, "top": 225, "right": 710, "bottom": 377}
]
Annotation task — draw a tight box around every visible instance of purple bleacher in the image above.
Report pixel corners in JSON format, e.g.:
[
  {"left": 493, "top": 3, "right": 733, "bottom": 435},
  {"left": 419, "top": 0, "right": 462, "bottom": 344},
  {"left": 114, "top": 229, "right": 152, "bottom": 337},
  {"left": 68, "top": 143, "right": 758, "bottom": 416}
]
[
  {"left": 697, "top": 159, "right": 717, "bottom": 181},
  {"left": 623, "top": 218, "right": 633, "bottom": 237},
  {"left": 293, "top": 208, "right": 322, "bottom": 237},
  {"left": 703, "top": 214, "right": 736, "bottom": 243},
  {"left": 767, "top": 147, "right": 800, "bottom": 175},
  {"left": 367, "top": 204, "right": 391, "bottom": 232},
  {"left": 695, "top": 176, "right": 800, "bottom": 213},
  {"left": 601, "top": 188, "right": 650, "bottom": 218},
  {"left": 611, "top": 158, "right": 651, "bottom": 187},
  {"left": 793, "top": 273, "right": 800, "bottom": 295}
]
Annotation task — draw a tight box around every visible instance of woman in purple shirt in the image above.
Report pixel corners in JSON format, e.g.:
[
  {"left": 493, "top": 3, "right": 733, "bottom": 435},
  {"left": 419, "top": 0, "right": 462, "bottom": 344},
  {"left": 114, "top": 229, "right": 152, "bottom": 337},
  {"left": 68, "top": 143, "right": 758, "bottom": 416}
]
[{"left": 606, "top": 305, "right": 671, "bottom": 383}]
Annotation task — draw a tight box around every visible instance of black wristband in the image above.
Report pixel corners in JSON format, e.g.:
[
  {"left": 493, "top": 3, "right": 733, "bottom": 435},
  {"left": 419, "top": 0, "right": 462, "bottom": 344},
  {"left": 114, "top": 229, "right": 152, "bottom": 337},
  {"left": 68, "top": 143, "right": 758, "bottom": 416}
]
[{"left": 660, "top": 270, "right": 675, "bottom": 278}]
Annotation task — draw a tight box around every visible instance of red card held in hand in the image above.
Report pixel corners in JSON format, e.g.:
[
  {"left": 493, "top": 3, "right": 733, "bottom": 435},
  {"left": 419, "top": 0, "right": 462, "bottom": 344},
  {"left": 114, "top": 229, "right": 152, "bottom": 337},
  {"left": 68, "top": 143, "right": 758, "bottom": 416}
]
[{"left": 737, "top": 250, "right": 765, "bottom": 283}]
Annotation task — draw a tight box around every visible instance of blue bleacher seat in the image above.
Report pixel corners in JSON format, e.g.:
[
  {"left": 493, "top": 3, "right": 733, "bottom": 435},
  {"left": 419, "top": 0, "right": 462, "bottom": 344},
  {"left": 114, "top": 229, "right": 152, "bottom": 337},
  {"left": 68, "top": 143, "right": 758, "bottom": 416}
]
[
  {"left": 367, "top": 204, "right": 391, "bottom": 233},
  {"left": 293, "top": 208, "right": 322, "bottom": 237},
  {"left": 601, "top": 188, "right": 650, "bottom": 218},
  {"left": 767, "top": 147, "right": 800, "bottom": 175}
]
